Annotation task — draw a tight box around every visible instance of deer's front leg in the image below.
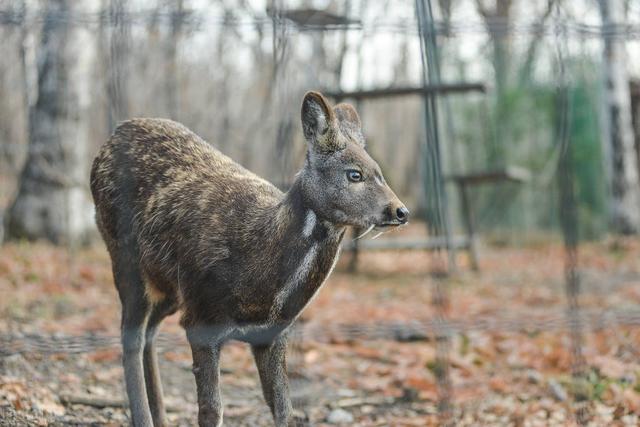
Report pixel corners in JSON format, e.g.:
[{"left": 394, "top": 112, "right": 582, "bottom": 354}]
[
  {"left": 252, "top": 335, "right": 295, "bottom": 427},
  {"left": 188, "top": 329, "right": 223, "bottom": 427}
]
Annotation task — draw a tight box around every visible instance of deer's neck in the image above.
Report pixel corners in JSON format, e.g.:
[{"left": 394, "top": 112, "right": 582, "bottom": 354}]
[{"left": 258, "top": 178, "right": 345, "bottom": 321}]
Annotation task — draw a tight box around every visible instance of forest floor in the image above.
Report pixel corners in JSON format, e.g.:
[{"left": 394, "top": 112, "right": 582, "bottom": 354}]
[{"left": 1, "top": 225, "right": 640, "bottom": 426}]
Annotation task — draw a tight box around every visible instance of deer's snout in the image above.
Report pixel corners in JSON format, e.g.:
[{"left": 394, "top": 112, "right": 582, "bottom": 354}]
[
  {"left": 385, "top": 200, "right": 409, "bottom": 225},
  {"left": 395, "top": 206, "right": 410, "bottom": 224}
]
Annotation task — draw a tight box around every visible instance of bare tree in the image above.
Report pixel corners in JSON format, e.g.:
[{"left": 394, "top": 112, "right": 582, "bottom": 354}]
[
  {"left": 165, "top": 0, "right": 184, "bottom": 119},
  {"left": 518, "top": 0, "right": 556, "bottom": 85},
  {"left": 598, "top": 0, "right": 640, "bottom": 234},
  {"left": 106, "top": 0, "right": 130, "bottom": 130},
  {"left": 6, "top": 0, "right": 97, "bottom": 244},
  {"left": 474, "top": 0, "right": 514, "bottom": 165},
  {"left": 437, "top": 0, "right": 455, "bottom": 36},
  {"left": 0, "top": 0, "right": 30, "bottom": 172},
  {"left": 333, "top": 0, "right": 352, "bottom": 87},
  {"left": 475, "top": 0, "right": 514, "bottom": 96}
]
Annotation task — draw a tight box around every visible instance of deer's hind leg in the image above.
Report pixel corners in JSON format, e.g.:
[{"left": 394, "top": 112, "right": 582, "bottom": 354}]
[
  {"left": 143, "top": 298, "right": 177, "bottom": 427},
  {"left": 115, "top": 259, "right": 154, "bottom": 427}
]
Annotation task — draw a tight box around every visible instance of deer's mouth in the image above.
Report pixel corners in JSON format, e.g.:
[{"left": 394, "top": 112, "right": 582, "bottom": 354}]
[{"left": 375, "top": 221, "right": 404, "bottom": 229}]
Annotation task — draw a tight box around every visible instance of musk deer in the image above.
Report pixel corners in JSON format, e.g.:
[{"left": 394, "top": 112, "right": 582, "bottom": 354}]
[{"left": 90, "top": 91, "right": 409, "bottom": 427}]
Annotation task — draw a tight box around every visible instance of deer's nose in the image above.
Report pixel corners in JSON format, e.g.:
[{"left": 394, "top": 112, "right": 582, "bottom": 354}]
[{"left": 395, "top": 206, "right": 410, "bottom": 224}]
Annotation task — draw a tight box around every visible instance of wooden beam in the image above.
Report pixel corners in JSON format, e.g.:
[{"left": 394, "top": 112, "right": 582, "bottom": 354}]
[
  {"left": 266, "top": 7, "right": 360, "bottom": 28},
  {"left": 342, "top": 236, "right": 470, "bottom": 252},
  {"left": 323, "top": 83, "right": 486, "bottom": 101},
  {"left": 446, "top": 166, "right": 531, "bottom": 185}
]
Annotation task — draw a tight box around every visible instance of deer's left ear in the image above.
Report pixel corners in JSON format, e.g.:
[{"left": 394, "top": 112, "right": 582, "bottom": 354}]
[
  {"left": 301, "top": 91, "right": 344, "bottom": 153},
  {"left": 334, "top": 103, "right": 365, "bottom": 147},
  {"left": 334, "top": 103, "right": 361, "bottom": 129}
]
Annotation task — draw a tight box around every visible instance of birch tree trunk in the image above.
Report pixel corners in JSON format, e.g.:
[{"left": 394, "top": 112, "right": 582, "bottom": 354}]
[
  {"left": 599, "top": 0, "right": 640, "bottom": 234},
  {"left": 6, "top": 0, "right": 97, "bottom": 244}
]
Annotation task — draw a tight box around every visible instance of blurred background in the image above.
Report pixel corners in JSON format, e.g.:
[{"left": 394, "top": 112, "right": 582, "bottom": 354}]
[{"left": 2, "top": 0, "right": 640, "bottom": 425}]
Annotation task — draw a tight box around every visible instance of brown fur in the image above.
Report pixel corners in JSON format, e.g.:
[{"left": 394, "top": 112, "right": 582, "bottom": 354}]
[{"left": 90, "top": 92, "right": 408, "bottom": 427}]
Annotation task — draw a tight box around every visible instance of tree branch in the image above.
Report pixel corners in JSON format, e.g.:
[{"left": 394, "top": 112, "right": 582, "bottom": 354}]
[{"left": 518, "top": 0, "right": 557, "bottom": 85}]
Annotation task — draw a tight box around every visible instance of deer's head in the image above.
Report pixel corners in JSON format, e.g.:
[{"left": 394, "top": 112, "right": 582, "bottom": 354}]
[{"left": 299, "top": 91, "right": 409, "bottom": 232}]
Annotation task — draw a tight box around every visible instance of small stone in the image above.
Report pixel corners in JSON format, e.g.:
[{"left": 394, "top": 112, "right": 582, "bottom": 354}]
[
  {"left": 621, "top": 372, "right": 636, "bottom": 385},
  {"left": 399, "top": 387, "right": 419, "bottom": 402},
  {"left": 336, "top": 388, "right": 357, "bottom": 398},
  {"left": 361, "top": 405, "right": 375, "bottom": 414},
  {"left": 327, "top": 408, "right": 354, "bottom": 424},
  {"left": 548, "top": 379, "right": 568, "bottom": 402},
  {"left": 527, "top": 369, "right": 543, "bottom": 384}
]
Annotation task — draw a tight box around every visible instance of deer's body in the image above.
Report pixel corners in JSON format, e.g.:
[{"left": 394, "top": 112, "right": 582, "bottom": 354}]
[
  {"left": 90, "top": 92, "right": 407, "bottom": 427},
  {"left": 92, "top": 118, "right": 343, "bottom": 333}
]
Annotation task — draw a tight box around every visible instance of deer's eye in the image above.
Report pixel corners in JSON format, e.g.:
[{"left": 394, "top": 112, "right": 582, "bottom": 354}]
[{"left": 346, "top": 170, "right": 363, "bottom": 182}]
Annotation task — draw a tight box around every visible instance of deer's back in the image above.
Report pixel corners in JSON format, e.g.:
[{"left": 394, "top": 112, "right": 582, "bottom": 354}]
[{"left": 90, "top": 118, "right": 283, "bottom": 307}]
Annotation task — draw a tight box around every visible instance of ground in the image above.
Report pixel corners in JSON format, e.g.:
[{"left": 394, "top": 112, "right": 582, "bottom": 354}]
[{"left": 1, "top": 225, "right": 640, "bottom": 426}]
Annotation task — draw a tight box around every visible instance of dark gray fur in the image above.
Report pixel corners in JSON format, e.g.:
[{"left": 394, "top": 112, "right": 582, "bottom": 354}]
[{"left": 90, "top": 91, "right": 408, "bottom": 426}]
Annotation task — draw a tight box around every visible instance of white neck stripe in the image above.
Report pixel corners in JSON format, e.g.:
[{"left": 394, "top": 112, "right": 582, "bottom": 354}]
[{"left": 302, "top": 210, "right": 317, "bottom": 237}]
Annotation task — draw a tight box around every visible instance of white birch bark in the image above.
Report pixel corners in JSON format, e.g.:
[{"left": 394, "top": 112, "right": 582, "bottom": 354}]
[
  {"left": 599, "top": 0, "right": 640, "bottom": 234},
  {"left": 6, "top": 0, "right": 98, "bottom": 244}
]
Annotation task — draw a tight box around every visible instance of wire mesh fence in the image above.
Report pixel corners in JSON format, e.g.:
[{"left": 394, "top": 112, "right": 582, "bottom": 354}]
[
  {"left": 2, "top": 0, "right": 640, "bottom": 426},
  {"left": 5, "top": 9, "right": 640, "bottom": 38},
  {"left": 3, "top": 307, "right": 640, "bottom": 356}
]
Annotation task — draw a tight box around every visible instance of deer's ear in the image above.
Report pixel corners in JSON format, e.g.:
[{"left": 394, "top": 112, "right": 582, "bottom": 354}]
[
  {"left": 334, "top": 103, "right": 361, "bottom": 129},
  {"left": 334, "top": 103, "right": 365, "bottom": 148},
  {"left": 301, "top": 91, "right": 343, "bottom": 152}
]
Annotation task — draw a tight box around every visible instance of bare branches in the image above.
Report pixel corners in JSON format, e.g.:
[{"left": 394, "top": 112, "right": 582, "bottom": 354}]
[{"left": 519, "top": 0, "right": 558, "bottom": 85}]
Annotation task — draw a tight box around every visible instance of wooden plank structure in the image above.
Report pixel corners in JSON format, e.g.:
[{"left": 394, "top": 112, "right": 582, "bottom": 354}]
[
  {"left": 270, "top": 7, "right": 529, "bottom": 272},
  {"left": 446, "top": 166, "right": 530, "bottom": 270},
  {"left": 343, "top": 235, "right": 470, "bottom": 252},
  {"left": 340, "top": 167, "right": 530, "bottom": 271},
  {"left": 324, "top": 83, "right": 486, "bottom": 102},
  {"left": 266, "top": 7, "right": 361, "bottom": 30}
]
